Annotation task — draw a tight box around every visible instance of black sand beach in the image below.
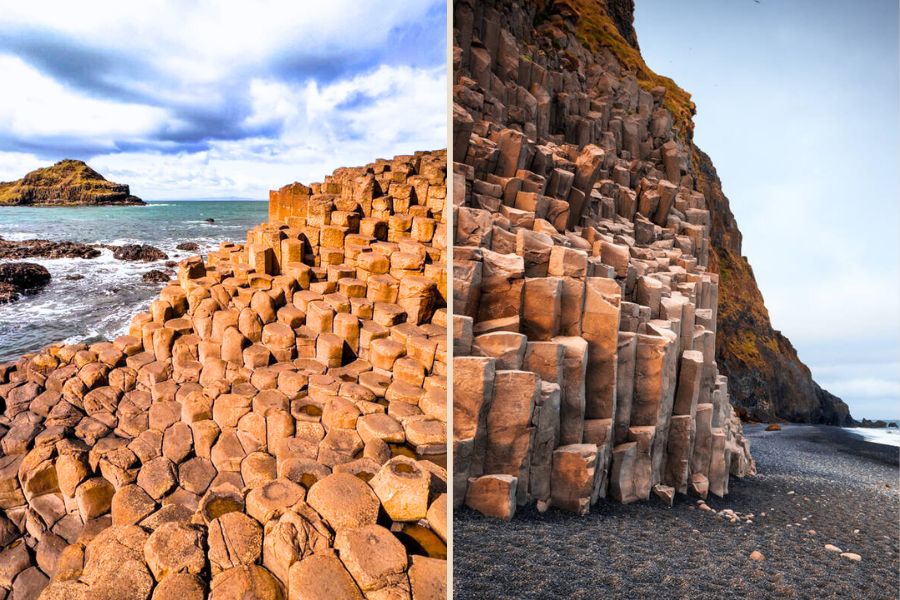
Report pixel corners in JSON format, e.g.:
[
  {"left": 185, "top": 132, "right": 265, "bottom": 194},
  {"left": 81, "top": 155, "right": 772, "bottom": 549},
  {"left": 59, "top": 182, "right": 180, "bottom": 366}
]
[{"left": 453, "top": 425, "right": 900, "bottom": 599}]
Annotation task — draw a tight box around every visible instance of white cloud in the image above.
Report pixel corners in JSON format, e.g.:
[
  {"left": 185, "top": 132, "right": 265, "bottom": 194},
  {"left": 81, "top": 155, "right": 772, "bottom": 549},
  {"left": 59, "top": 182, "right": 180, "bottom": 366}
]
[
  {"left": 0, "top": 2, "right": 446, "bottom": 198},
  {"left": 0, "top": 56, "right": 167, "bottom": 146}
]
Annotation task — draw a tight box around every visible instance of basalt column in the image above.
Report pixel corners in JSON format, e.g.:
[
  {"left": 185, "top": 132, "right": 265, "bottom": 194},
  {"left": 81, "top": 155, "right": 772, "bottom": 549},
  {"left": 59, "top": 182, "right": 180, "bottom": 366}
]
[
  {"left": 451, "top": 0, "right": 754, "bottom": 520},
  {"left": 0, "top": 150, "right": 449, "bottom": 599}
]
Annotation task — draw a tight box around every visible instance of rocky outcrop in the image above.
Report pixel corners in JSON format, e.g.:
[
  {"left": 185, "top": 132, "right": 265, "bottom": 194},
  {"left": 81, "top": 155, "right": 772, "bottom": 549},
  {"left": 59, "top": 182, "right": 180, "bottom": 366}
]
[
  {"left": 0, "top": 160, "right": 143, "bottom": 206},
  {"left": 0, "top": 237, "right": 100, "bottom": 260},
  {"left": 460, "top": 0, "right": 847, "bottom": 429},
  {"left": 0, "top": 238, "right": 171, "bottom": 264},
  {"left": 452, "top": 0, "right": 756, "bottom": 518},
  {"left": 0, "top": 150, "right": 447, "bottom": 599},
  {"left": 109, "top": 244, "right": 168, "bottom": 262},
  {"left": 141, "top": 270, "right": 172, "bottom": 283},
  {"left": 0, "top": 263, "right": 51, "bottom": 304}
]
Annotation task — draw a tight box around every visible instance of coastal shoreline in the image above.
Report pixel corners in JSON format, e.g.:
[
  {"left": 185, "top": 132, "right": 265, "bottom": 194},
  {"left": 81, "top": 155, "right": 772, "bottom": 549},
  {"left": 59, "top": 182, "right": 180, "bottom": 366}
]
[
  {"left": 453, "top": 424, "right": 899, "bottom": 599},
  {"left": 0, "top": 202, "right": 147, "bottom": 207}
]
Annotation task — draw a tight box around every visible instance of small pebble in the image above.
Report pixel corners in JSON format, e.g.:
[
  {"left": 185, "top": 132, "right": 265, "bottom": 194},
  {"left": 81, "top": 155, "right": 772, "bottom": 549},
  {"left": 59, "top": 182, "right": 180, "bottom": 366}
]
[
  {"left": 840, "top": 552, "right": 861, "bottom": 562},
  {"left": 824, "top": 544, "right": 842, "bottom": 553},
  {"left": 749, "top": 550, "right": 765, "bottom": 561}
]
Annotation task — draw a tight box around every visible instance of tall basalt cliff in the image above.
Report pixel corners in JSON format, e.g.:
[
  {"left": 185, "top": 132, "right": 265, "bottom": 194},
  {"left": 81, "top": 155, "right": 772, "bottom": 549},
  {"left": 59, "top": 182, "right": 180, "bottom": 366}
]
[
  {"left": 453, "top": 0, "right": 756, "bottom": 520},
  {"left": 460, "top": 0, "right": 849, "bottom": 426},
  {"left": 0, "top": 159, "right": 144, "bottom": 206}
]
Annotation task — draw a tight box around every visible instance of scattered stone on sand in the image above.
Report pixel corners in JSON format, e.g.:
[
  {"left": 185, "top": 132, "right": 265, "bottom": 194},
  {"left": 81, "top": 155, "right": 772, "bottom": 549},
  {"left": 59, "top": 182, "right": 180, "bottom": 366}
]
[
  {"left": 749, "top": 550, "right": 764, "bottom": 561},
  {"left": 825, "top": 544, "right": 842, "bottom": 553},
  {"left": 176, "top": 242, "right": 199, "bottom": 251},
  {"left": 840, "top": 552, "right": 861, "bottom": 562},
  {"left": 0, "top": 262, "right": 51, "bottom": 304}
]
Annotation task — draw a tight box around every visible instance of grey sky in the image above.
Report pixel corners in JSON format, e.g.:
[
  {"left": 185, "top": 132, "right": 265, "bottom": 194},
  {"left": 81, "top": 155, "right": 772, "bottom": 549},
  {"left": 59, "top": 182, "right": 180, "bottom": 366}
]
[{"left": 635, "top": 0, "right": 899, "bottom": 419}]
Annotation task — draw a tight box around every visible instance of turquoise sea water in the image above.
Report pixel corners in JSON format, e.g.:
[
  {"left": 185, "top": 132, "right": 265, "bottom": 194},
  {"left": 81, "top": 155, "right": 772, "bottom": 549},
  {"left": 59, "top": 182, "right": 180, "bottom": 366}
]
[{"left": 0, "top": 200, "right": 268, "bottom": 362}]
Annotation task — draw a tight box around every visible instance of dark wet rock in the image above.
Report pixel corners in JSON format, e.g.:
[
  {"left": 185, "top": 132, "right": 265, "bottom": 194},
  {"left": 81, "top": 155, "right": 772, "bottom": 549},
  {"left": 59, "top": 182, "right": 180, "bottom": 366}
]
[
  {"left": 142, "top": 270, "right": 171, "bottom": 283},
  {"left": 110, "top": 244, "right": 168, "bottom": 262},
  {"left": 858, "top": 419, "right": 890, "bottom": 429},
  {"left": 65, "top": 274, "right": 85, "bottom": 281},
  {"left": 0, "top": 282, "right": 18, "bottom": 304},
  {"left": 0, "top": 238, "right": 100, "bottom": 260},
  {"left": 176, "top": 242, "right": 199, "bottom": 251},
  {"left": 0, "top": 262, "right": 51, "bottom": 303},
  {"left": 204, "top": 218, "right": 215, "bottom": 223}
]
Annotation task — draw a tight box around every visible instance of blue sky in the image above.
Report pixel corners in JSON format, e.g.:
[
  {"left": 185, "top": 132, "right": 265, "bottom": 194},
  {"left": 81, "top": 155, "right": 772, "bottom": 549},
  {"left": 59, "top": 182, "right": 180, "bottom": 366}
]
[
  {"left": 0, "top": 0, "right": 447, "bottom": 199},
  {"left": 635, "top": 0, "right": 899, "bottom": 419}
]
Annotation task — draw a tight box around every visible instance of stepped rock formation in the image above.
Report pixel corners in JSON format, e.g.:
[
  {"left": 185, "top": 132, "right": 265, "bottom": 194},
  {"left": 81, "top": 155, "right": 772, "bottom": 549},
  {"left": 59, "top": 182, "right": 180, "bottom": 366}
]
[
  {"left": 0, "top": 160, "right": 144, "bottom": 206},
  {"left": 452, "top": 0, "right": 758, "bottom": 519},
  {"left": 0, "top": 151, "right": 448, "bottom": 599}
]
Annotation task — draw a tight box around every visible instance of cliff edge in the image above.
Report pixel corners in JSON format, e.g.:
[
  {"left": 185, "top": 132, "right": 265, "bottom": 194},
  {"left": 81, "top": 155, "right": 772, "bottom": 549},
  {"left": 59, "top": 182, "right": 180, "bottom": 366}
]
[
  {"left": 455, "top": 0, "right": 850, "bottom": 426},
  {"left": 566, "top": 0, "right": 850, "bottom": 424},
  {"left": 0, "top": 159, "right": 144, "bottom": 206}
]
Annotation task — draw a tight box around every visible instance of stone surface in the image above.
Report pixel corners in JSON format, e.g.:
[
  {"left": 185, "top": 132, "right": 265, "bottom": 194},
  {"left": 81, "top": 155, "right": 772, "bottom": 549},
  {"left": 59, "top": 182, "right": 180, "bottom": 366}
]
[
  {"left": 0, "top": 151, "right": 447, "bottom": 598},
  {"left": 451, "top": 0, "right": 756, "bottom": 520},
  {"left": 0, "top": 159, "right": 143, "bottom": 206}
]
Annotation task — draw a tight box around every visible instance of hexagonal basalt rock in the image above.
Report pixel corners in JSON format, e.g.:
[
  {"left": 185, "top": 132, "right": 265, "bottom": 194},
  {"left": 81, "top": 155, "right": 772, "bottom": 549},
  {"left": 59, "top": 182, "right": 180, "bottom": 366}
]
[
  {"left": 369, "top": 456, "right": 431, "bottom": 522},
  {"left": 207, "top": 511, "right": 263, "bottom": 575},
  {"left": 143, "top": 521, "right": 207, "bottom": 581},
  {"left": 334, "top": 524, "right": 409, "bottom": 595},
  {"left": 209, "top": 565, "right": 285, "bottom": 600},
  {"left": 306, "top": 473, "right": 379, "bottom": 532},
  {"left": 262, "top": 505, "right": 333, "bottom": 584},
  {"left": 288, "top": 554, "right": 363, "bottom": 600},
  {"left": 0, "top": 150, "right": 448, "bottom": 599}
]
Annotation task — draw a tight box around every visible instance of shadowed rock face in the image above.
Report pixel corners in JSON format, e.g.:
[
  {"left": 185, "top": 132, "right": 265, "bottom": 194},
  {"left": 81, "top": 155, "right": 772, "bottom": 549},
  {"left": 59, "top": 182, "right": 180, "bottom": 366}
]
[{"left": 0, "top": 159, "right": 144, "bottom": 206}]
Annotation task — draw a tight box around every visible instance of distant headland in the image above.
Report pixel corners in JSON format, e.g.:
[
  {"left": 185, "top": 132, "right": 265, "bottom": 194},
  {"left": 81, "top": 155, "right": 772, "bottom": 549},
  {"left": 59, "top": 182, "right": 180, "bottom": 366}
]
[{"left": 0, "top": 159, "right": 144, "bottom": 206}]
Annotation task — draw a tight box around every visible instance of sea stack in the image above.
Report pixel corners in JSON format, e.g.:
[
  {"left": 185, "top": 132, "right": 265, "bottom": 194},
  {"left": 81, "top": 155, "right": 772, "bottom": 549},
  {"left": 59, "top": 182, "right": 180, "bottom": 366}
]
[{"left": 0, "top": 159, "right": 144, "bottom": 206}]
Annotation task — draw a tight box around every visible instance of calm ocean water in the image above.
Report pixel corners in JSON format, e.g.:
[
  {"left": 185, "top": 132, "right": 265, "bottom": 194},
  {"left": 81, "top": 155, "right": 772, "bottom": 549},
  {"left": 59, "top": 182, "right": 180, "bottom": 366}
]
[{"left": 0, "top": 200, "right": 268, "bottom": 362}]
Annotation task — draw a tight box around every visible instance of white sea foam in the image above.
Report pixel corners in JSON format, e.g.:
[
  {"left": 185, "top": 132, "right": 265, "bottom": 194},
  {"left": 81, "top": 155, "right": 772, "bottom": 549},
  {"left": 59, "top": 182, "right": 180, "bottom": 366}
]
[
  {"left": 0, "top": 232, "right": 39, "bottom": 241},
  {"left": 844, "top": 427, "right": 900, "bottom": 448},
  {"left": 106, "top": 237, "right": 145, "bottom": 246}
]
